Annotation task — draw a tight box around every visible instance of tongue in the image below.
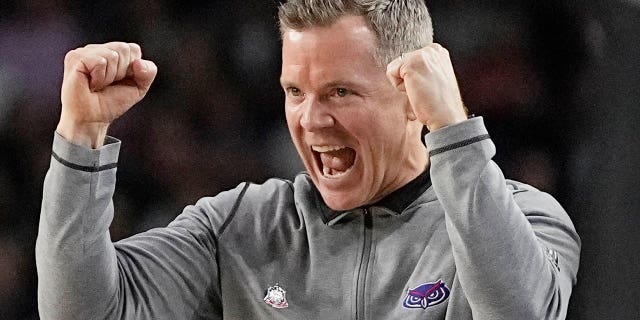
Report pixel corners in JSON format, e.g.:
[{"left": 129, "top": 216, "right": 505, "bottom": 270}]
[{"left": 319, "top": 148, "right": 355, "bottom": 172}]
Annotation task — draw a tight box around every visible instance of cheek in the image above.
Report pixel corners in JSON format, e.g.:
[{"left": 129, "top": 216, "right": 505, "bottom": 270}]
[
  {"left": 347, "top": 112, "right": 403, "bottom": 144},
  {"left": 285, "top": 108, "right": 301, "bottom": 134},
  {"left": 354, "top": 116, "right": 408, "bottom": 169},
  {"left": 285, "top": 108, "right": 311, "bottom": 163}
]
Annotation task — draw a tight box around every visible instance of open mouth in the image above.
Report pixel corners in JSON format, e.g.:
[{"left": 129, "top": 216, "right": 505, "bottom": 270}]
[{"left": 311, "top": 145, "right": 356, "bottom": 178}]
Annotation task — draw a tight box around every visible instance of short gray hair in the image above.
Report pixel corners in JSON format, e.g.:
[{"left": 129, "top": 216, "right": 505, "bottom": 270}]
[{"left": 278, "top": 0, "right": 433, "bottom": 66}]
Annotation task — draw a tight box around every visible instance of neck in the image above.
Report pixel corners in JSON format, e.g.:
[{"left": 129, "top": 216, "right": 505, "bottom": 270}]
[
  {"left": 406, "top": 121, "right": 430, "bottom": 174},
  {"left": 372, "top": 137, "right": 429, "bottom": 205},
  {"left": 404, "top": 139, "right": 430, "bottom": 183}
]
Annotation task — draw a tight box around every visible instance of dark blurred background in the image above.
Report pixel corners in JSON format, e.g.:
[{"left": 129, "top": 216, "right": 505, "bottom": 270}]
[{"left": 0, "top": 0, "right": 638, "bottom": 319}]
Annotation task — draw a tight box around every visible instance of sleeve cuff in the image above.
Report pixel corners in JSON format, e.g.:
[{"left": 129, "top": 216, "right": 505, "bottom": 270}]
[
  {"left": 425, "top": 117, "right": 490, "bottom": 157},
  {"left": 52, "top": 132, "right": 121, "bottom": 172}
]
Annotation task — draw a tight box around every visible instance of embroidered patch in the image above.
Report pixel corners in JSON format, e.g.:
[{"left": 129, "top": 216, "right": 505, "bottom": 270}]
[
  {"left": 403, "top": 280, "right": 450, "bottom": 309},
  {"left": 264, "top": 283, "right": 289, "bottom": 309}
]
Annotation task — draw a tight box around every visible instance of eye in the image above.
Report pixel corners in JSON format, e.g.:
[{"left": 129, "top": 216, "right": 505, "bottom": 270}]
[
  {"left": 288, "top": 87, "right": 303, "bottom": 97},
  {"left": 336, "top": 88, "right": 349, "bottom": 97}
]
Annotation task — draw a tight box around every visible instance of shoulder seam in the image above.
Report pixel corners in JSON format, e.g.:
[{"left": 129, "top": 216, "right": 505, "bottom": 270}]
[
  {"left": 218, "top": 182, "right": 251, "bottom": 236},
  {"left": 271, "top": 177, "right": 294, "bottom": 192},
  {"left": 52, "top": 151, "right": 117, "bottom": 172}
]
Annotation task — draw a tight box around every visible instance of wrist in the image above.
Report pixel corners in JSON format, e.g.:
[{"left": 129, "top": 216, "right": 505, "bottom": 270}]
[
  {"left": 427, "top": 114, "right": 468, "bottom": 132},
  {"left": 56, "top": 118, "right": 109, "bottom": 149}
]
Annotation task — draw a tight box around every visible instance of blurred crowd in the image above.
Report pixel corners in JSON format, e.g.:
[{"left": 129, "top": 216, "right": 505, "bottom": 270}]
[{"left": 1, "top": 0, "right": 638, "bottom": 319}]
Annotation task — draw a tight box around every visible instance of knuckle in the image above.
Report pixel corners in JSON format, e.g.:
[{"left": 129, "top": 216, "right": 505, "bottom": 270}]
[
  {"left": 64, "top": 49, "right": 78, "bottom": 62},
  {"left": 97, "top": 56, "right": 108, "bottom": 66},
  {"left": 108, "top": 49, "right": 119, "bottom": 60},
  {"left": 129, "top": 43, "right": 141, "bottom": 53},
  {"left": 111, "top": 42, "right": 130, "bottom": 55},
  {"left": 148, "top": 61, "right": 158, "bottom": 72},
  {"left": 385, "top": 67, "right": 393, "bottom": 77},
  {"left": 64, "top": 49, "right": 88, "bottom": 68},
  {"left": 98, "top": 49, "right": 116, "bottom": 62},
  {"left": 419, "top": 50, "right": 432, "bottom": 61}
]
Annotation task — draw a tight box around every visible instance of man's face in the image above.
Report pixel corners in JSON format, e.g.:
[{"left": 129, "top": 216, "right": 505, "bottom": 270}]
[{"left": 281, "top": 15, "right": 422, "bottom": 210}]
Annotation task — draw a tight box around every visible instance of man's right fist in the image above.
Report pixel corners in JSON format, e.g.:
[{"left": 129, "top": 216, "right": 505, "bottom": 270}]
[{"left": 57, "top": 42, "right": 157, "bottom": 148}]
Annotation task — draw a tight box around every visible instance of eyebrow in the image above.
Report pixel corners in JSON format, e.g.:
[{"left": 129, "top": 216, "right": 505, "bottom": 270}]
[
  {"left": 322, "top": 80, "right": 362, "bottom": 90},
  {"left": 279, "top": 78, "right": 295, "bottom": 88},
  {"left": 279, "top": 79, "right": 366, "bottom": 91}
]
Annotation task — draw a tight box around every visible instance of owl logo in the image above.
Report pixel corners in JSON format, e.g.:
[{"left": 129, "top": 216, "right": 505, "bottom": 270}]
[
  {"left": 403, "top": 280, "right": 450, "bottom": 309},
  {"left": 264, "top": 283, "right": 289, "bottom": 309}
]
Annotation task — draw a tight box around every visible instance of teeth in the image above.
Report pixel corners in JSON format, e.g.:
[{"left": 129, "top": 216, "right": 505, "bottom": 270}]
[
  {"left": 313, "top": 145, "right": 352, "bottom": 178},
  {"left": 312, "top": 145, "right": 346, "bottom": 153},
  {"left": 323, "top": 166, "right": 348, "bottom": 177}
]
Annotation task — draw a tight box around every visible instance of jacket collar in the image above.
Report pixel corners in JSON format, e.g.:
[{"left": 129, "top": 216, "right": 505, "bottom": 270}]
[
  {"left": 373, "top": 169, "right": 432, "bottom": 213},
  {"left": 307, "top": 169, "right": 433, "bottom": 224}
]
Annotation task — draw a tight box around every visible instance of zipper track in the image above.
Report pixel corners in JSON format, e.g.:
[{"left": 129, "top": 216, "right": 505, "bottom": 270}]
[{"left": 355, "top": 208, "right": 373, "bottom": 320}]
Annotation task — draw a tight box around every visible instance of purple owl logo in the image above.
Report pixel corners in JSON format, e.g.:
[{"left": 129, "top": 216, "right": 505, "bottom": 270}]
[{"left": 403, "top": 280, "right": 450, "bottom": 309}]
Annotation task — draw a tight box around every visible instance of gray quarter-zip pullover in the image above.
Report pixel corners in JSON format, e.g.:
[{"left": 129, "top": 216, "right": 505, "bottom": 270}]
[{"left": 36, "top": 117, "right": 580, "bottom": 319}]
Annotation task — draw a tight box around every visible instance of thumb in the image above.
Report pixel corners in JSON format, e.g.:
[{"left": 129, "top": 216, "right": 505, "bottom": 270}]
[
  {"left": 386, "top": 55, "right": 406, "bottom": 92},
  {"left": 131, "top": 58, "right": 158, "bottom": 97},
  {"left": 64, "top": 54, "right": 106, "bottom": 93}
]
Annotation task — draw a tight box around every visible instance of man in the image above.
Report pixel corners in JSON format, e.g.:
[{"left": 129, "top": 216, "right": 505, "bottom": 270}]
[{"left": 36, "top": 0, "right": 580, "bottom": 319}]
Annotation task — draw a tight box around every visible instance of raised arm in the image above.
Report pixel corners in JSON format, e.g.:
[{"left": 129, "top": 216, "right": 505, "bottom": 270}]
[
  {"left": 36, "top": 42, "right": 229, "bottom": 319},
  {"left": 387, "top": 44, "right": 580, "bottom": 319}
]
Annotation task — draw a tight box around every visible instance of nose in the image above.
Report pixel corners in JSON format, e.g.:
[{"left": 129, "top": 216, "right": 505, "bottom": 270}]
[{"left": 300, "top": 97, "right": 335, "bottom": 131}]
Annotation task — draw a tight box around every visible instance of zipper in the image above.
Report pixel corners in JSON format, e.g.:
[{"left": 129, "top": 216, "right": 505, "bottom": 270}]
[{"left": 355, "top": 208, "right": 373, "bottom": 320}]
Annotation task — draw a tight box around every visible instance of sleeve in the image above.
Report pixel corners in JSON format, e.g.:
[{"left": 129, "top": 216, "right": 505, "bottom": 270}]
[
  {"left": 425, "top": 117, "right": 581, "bottom": 319},
  {"left": 36, "top": 132, "right": 244, "bottom": 320}
]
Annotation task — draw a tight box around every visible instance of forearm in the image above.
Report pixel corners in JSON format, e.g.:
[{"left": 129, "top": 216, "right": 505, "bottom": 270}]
[
  {"left": 36, "top": 133, "right": 121, "bottom": 319},
  {"left": 36, "top": 133, "right": 232, "bottom": 319},
  {"left": 427, "top": 118, "right": 580, "bottom": 319}
]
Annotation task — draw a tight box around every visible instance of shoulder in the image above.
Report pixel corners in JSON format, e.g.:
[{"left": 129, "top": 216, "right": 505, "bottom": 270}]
[
  {"left": 505, "top": 180, "right": 562, "bottom": 212},
  {"left": 215, "top": 174, "right": 312, "bottom": 241},
  {"left": 192, "top": 177, "right": 295, "bottom": 213},
  {"left": 240, "top": 172, "right": 315, "bottom": 206},
  {"left": 505, "top": 179, "right": 577, "bottom": 230},
  {"left": 168, "top": 177, "right": 296, "bottom": 236},
  {"left": 244, "top": 177, "right": 295, "bottom": 198},
  {"left": 172, "top": 173, "right": 318, "bottom": 242}
]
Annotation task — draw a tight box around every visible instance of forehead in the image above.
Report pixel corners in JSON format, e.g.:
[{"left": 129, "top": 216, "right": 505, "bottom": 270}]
[{"left": 280, "top": 15, "right": 381, "bottom": 85}]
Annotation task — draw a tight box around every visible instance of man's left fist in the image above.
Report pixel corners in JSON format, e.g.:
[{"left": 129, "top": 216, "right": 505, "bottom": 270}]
[{"left": 386, "top": 43, "right": 467, "bottom": 131}]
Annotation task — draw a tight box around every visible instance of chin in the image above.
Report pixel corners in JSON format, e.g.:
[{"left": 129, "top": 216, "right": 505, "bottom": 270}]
[{"left": 305, "top": 154, "right": 367, "bottom": 211}]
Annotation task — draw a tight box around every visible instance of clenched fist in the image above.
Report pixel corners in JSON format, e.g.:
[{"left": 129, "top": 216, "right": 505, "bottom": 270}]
[
  {"left": 57, "top": 42, "right": 157, "bottom": 148},
  {"left": 386, "top": 43, "right": 467, "bottom": 132}
]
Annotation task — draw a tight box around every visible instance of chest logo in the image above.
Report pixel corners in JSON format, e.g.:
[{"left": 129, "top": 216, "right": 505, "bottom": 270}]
[
  {"left": 264, "top": 283, "right": 289, "bottom": 309},
  {"left": 403, "top": 279, "right": 450, "bottom": 310}
]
